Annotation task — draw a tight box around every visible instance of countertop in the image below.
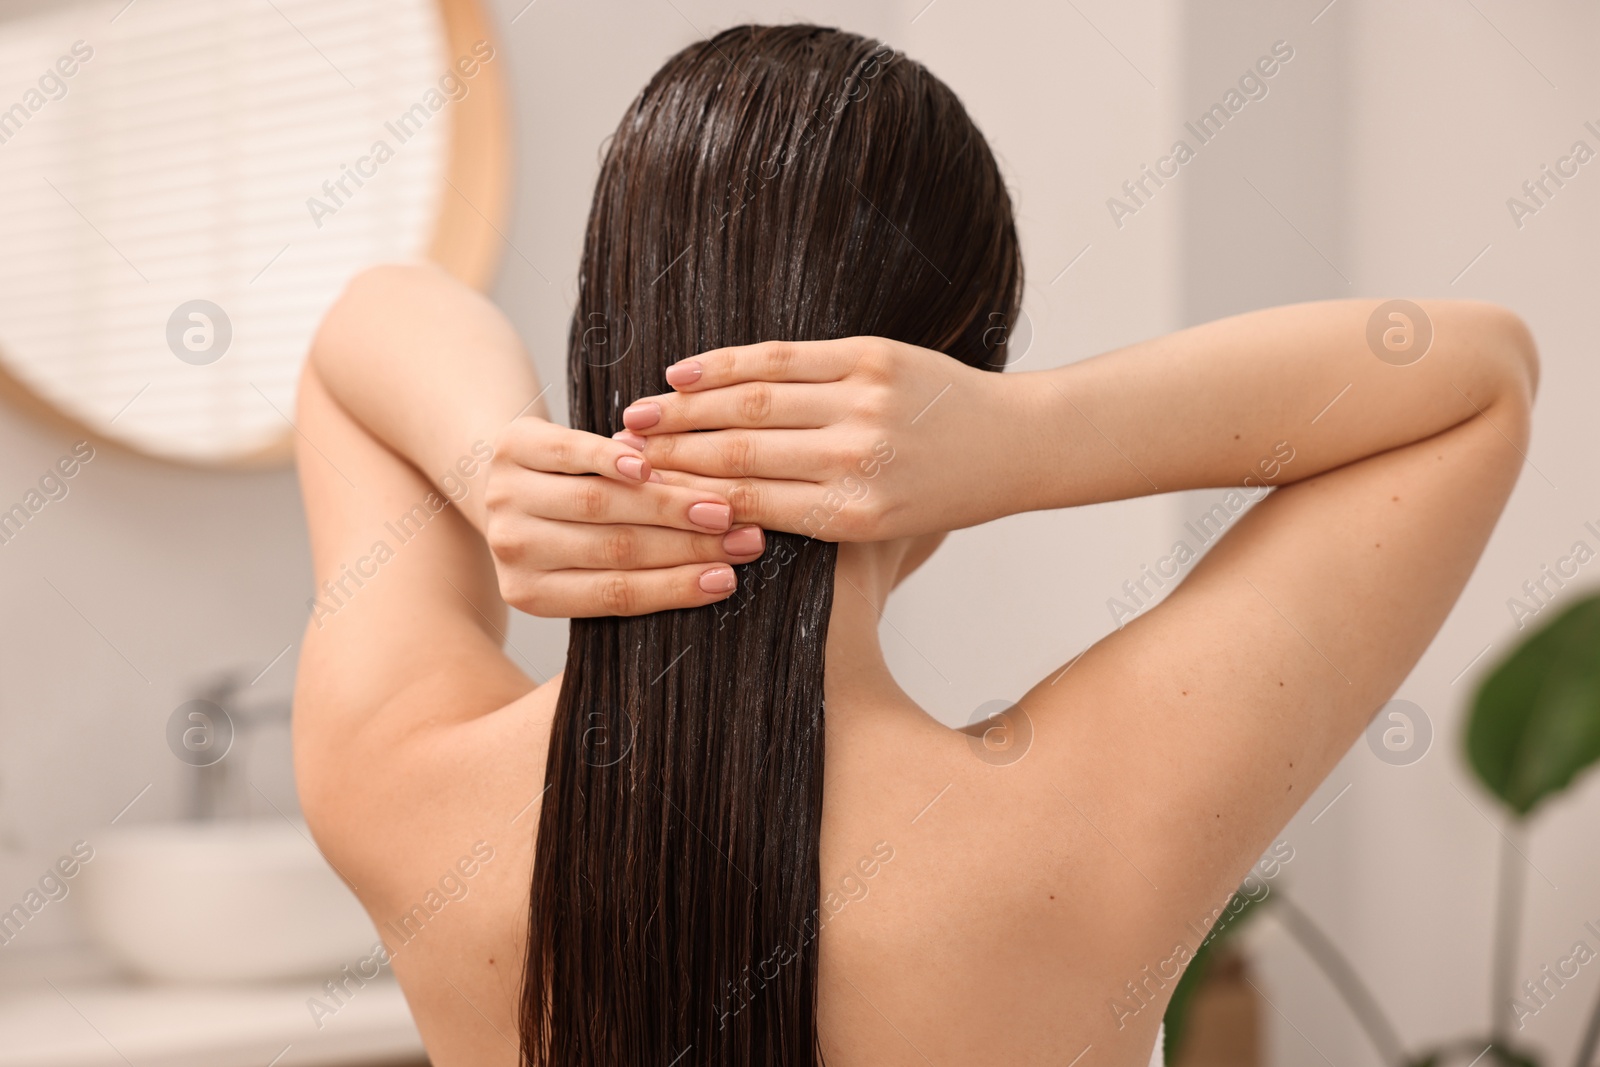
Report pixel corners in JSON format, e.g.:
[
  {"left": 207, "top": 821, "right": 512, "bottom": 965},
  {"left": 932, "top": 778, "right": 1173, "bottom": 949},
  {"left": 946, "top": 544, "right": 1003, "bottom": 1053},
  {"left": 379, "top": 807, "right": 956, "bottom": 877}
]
[{"left": 0, "top": 945, "right": 426, "bottom": 1067}]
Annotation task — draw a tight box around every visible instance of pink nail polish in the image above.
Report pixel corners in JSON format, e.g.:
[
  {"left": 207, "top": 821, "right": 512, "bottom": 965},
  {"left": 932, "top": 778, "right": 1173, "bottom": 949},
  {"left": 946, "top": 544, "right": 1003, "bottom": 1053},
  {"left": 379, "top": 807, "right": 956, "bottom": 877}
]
[
  {"left": 688, "top": 501, "right": 731, "bottom": 531},
  {"left": 622, "top": 402, "right": 660, "bottom": 430},
  {"left": 722, "top": 526, "right": 763, "bottom": 555},
  {"left": 699, "top": 566, "right": 736, "bottom": 594},
  {"left": 616, "top": 454, "right": 647, "bottom": 481},
  {"left": 612, "top": 430, "right": 648, "bottom": 450},
  {"left": 665, "top": 361, "right": 703, "bottom": 387}
]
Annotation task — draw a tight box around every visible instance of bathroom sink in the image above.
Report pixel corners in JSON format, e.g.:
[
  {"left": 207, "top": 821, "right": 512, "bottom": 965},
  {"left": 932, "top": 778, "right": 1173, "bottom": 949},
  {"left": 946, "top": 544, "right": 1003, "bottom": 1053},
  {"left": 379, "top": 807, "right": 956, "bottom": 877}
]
[{"left": 77, "top": 821, "right": 380, "bottom": 982}]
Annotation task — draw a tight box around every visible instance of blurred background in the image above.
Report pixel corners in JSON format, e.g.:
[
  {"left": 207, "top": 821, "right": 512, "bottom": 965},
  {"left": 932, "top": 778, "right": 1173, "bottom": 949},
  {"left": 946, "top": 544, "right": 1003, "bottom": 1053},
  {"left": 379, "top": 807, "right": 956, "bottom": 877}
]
[{"left": 0, "top": 0, "right": 1595, "bottom": 1064}]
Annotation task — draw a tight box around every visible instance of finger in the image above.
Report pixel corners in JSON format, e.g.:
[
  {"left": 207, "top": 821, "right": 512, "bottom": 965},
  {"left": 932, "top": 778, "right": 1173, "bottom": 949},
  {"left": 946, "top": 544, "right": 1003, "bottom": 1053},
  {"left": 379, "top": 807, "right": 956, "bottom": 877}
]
[
  {"left": 497, "top": 417, "right": 651, "bottom": 483},
  {"left": 510, "top": 468, "right": 735, "bottom": 533},
  {"left": 626, "top": 429, "right": 833, "bottom": 480},
  {"left": 650, "top": 471, "right": 855, "bottom": 540},
  {"left": 498, "top": 514, "right": 766, "bottom": 570},
  {"left": 521, "top": 562, "right": 748, "bottom": 618},
  {"left": 621, "top": 382, "right": 846, "bottom": 434},
  {"left": 661, "top": 338, "right": 874, "bottom": 391}
]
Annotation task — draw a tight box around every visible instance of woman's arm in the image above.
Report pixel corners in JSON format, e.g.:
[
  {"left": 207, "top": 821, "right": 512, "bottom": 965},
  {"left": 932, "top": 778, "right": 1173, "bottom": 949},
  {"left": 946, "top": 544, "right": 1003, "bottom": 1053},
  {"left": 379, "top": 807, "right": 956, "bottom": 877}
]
[
  {"left": 308, "top": 262, "right": 768, "bottom": 616},
  {"left": 292, "top": 359, "right": 531, "bottom": 877},
  {"left": 616, "top": 299, "right": 1537, "bottom": 541},
  {"left": 292, "top": 261, "right": 777, "bottom": 880},
  {"left": 619, "top": 299, "right": 1538, "bottom": 1016},
  {"left": 308, "top": 262, "right": 545, "bottom": 533},
  {"left": 1021, "top": 297, "right": 1538, "bottom": 510}
]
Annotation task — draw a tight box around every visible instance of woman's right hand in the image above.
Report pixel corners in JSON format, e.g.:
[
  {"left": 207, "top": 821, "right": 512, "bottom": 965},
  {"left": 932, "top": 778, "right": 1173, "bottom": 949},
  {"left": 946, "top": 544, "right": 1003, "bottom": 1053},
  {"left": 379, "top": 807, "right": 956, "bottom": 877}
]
[{"left": 483, "top": 416, "right": 769, "bottom": 617}]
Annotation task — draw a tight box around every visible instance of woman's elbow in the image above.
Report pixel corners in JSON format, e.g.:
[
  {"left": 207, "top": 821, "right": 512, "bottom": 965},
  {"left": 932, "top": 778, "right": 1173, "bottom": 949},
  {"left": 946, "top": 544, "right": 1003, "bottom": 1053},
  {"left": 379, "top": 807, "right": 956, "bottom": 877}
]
[
  {"left": 309, "top": 263, "right": 416, "bottom": 377},
  {"left": 1503, "top": 308, "right": 1540, "bottom": 401},
  {"left": 1475, "top": 302, "right": 1541, "bottom": 404}
]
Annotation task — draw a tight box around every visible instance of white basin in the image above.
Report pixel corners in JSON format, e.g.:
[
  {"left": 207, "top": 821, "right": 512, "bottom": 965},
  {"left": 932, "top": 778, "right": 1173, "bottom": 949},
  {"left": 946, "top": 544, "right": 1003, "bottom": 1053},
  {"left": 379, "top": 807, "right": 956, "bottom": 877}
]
[{"left": 77, "top": 821, "right": 380, "bottom": 982}]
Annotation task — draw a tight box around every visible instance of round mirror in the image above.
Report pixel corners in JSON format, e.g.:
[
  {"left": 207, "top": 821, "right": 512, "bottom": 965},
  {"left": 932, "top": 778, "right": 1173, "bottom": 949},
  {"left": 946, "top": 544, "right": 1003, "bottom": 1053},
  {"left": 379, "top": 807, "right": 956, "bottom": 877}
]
[{"left": 0, "top": 0, "right": 508, "bottom": 465}]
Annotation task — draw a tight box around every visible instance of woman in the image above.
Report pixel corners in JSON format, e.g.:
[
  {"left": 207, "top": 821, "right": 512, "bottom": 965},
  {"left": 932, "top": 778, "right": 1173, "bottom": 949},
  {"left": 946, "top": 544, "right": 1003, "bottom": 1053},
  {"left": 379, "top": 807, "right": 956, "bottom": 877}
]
[{"left": 293, "top": 23, "right": 1537, "bottom": 1067}]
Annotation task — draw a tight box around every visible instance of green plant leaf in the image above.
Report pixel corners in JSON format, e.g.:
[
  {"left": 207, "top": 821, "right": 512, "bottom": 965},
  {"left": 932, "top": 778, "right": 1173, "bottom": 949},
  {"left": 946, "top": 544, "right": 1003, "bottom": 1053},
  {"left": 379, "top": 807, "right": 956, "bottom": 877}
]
[{"left": 1467, "top": 593, "right": 1600, "bottom": 817}]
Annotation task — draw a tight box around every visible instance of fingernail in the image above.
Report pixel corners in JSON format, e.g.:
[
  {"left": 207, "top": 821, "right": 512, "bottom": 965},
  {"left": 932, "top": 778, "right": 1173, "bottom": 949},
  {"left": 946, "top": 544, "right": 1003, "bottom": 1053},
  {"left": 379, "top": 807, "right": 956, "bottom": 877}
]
[
  {"left": 722, "top": 525, "right": 763, "bottom": 555},
  {"left": 622, "top": 402, "right": 660, "bottom": 430},
  {"left": 648, "top": 471, "right": 664, "bottom": 483},
  {"left": 665, "top": 361, "right": 703, "bottom": 387},
  {"left": 688, "top": 501, "right": 731, "bottom": 531},
  {"left": 698, "top": 566, "right": 737, "bottom": 594},
  {"left": 612, "top": 430, "right": 648, "bottom": 450},
  {"left": 616, "top": 454, "right": 648, "bottom": 481}
]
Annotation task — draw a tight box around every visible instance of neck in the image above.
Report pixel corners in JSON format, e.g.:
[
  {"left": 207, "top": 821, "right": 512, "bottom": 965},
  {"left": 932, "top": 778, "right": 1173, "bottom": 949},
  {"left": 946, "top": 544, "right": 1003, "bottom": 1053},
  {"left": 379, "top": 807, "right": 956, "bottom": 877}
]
[{"left": 822, "top": 542, "right": 914, "bottom": 713}]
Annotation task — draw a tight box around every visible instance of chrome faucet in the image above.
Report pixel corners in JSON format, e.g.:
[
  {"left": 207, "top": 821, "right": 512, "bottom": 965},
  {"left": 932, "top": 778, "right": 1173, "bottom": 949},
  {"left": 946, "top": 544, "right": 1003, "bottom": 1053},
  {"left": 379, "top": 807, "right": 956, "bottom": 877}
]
[{"left": 183, "top": 671, "right": 293, "bottom": 820}]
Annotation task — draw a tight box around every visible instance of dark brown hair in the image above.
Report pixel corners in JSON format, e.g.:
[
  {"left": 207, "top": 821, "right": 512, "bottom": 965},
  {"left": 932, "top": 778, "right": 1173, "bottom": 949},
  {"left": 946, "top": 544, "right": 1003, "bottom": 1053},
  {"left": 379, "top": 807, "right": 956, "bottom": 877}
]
[{"left": 522, "top": 24, "right": 1022, "bottom": 1065}]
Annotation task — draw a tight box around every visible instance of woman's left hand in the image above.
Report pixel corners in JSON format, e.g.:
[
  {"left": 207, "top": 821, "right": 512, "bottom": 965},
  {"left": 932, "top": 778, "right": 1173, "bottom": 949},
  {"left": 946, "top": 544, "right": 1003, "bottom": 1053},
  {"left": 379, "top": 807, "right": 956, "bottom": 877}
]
[{"left": 614, "top": 337, "right": 1041, "bottom": 542}]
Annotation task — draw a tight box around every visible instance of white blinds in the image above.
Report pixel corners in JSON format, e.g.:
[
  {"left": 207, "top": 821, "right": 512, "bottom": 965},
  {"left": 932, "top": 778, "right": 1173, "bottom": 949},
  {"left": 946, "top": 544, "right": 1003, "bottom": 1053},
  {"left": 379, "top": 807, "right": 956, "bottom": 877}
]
[{"left": 0, "top": 0, "right": 450, "bottom": 463}]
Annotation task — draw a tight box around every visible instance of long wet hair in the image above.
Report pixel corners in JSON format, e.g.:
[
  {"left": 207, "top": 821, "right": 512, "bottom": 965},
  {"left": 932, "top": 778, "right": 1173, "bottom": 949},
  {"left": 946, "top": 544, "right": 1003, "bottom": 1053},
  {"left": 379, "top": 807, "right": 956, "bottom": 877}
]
[{"left": 521, "top": 24, "right": 1022, "bottom": 1066}]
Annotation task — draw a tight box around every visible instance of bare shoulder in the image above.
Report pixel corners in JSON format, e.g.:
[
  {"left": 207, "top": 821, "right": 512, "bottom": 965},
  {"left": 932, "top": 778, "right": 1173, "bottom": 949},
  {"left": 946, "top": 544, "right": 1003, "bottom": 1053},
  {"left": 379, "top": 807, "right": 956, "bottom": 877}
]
[{"left": 815, "top": 699, "right": 1172, "bottom": 1064}]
